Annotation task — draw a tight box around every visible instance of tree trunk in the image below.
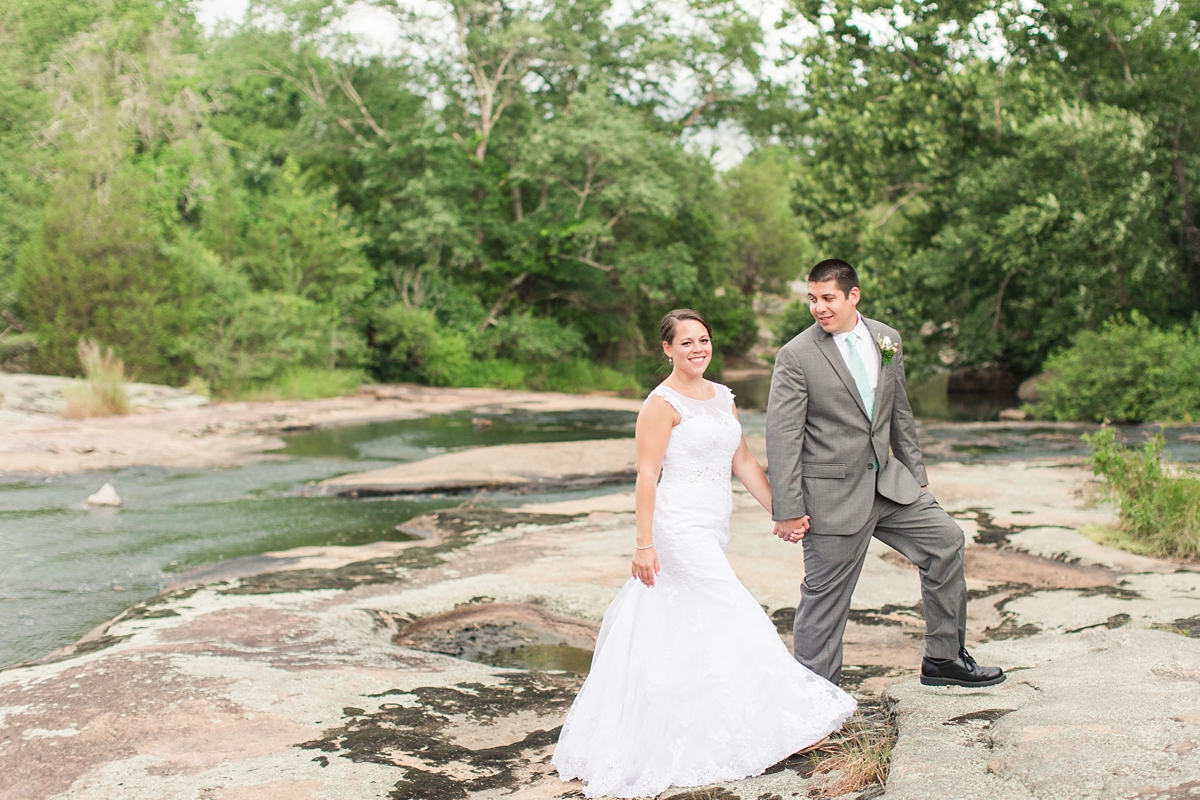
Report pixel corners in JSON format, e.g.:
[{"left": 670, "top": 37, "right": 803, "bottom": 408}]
[{"left": 511, "top": 184, "right": 523, "bottom": 221}]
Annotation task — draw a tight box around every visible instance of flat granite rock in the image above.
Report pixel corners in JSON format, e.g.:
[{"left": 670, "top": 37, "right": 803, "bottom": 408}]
[
  {"left": 319, "top": 438, "right": 640, "bottom": 495},
  {"left": 884, "top": 628, "right": 1200, "bottom": 800},
  {"left": 0, "top": 373, "right": 209, "bottom": 414}
]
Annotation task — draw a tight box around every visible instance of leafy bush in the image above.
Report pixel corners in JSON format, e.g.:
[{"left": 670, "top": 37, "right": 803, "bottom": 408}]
[
  {"left": 17, "top": 173, "right": 199, "bottom": 384},
  {"left": 206, "top": 159, "right": 373, "bottom": 312},
  {"left": 774, "top": 299, "right": 815, "bottom": 346},
  {"left": 1031, "top": 314, "right": 1200, "bottom": 422},
  {"left": 236, "top": 367, "right": 365, "bottom": 401},
  {"left": 371, "top": 305, "right": 473, "bottom": 386},
  {"left": 370, "top": 304, "right": 638, "bottom": 392},
  {"left": 483, "top": 312, "right": 586, "bottom": 364},
  {"left": 63, "top": 339, "right": 132, "bottom": 417},
  {"left": 1084, "top": 425, "right": 1200, "bottom": 560},
  {"left": 531, "top": 358, "right": 642, "bottom": 394},
  {"left": 897, "top": 105, "right": 1174, "bottom": 376},
  {"left": 185, "top": 266, "right": 359, "bottom": 396}
]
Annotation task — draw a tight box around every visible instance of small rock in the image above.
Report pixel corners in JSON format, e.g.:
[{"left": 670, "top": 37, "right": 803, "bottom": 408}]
[
  {"left": 999, "top": 408, "right": 1030, "bottom": 421},
  {"left": 84, "top": 483, "right": 121, "bottom": 507}
]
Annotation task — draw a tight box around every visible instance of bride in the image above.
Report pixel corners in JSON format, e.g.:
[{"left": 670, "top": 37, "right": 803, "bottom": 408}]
[{"left": 553, "top": 309, "right": 857, "bottom": 798}]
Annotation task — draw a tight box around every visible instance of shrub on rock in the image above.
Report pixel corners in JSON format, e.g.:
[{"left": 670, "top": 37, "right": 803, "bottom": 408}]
[{"left": 1030, "top": 314, "right": 1200, "bottom": 423}]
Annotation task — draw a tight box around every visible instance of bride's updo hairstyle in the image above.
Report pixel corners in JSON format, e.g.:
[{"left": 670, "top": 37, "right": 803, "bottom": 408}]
[{"left": 659, "top": 309, "right": 713, "bottom": 345}]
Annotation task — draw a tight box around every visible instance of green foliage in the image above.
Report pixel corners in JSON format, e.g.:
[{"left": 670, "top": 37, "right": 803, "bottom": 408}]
[
  {"left": 721, "top": 149, "right": 812, "bottom": 296},
  {"left": 371, "top": 305, "right": 473, "bottom": 387},
  {"left": 188, "top": 157, "right": 372, "bottom": 394},
  {"left": 1031, "top": 314, "right": 1200, "bottom": 423},
  {"left": 22, "top": 0, "right": 1200, "bottom": 397},
  {"left": 774, "top": 300, "right": 815, "bottom": 347},
  {"left": 206, "top": 159, "right": 372, "bottom": 312},
  {"left": 764, "top": 0, "right": 1200, "bottom": 377},
  {"left": 17, "top": 172, "right": 200, "bottom": 384},
  {"left": 907, "top": 105, "right": 1172, "bottom": 374},
  {"left": 1085, "top": 425, "right": 1200, "bottom": 560},
  {"left": 532, "top": 358, "right": 641, "bottom": 394},
  {"left": 236, "top": 367, "right": 365, "bottom": 401},
  {"left": 482, "top": 312, "right": 586, "bottom": 365},
  {"left": 185, "top": 264, "right": 354, "bottom": 395}
]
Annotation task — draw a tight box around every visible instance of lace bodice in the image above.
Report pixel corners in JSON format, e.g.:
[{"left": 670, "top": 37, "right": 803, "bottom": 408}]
[{"left": 645, "top": 382, "right": 742, "bottom": 488}]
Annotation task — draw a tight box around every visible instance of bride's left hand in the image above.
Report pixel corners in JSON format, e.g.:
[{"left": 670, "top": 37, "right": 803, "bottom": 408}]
[{"left": 632, "top": 547, "right": 660, "bottom": 587}]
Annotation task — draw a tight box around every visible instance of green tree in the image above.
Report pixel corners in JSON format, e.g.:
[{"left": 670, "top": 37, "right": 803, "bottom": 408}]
[
  {"left": 720, "top": 148, "right": 812, "bottom": 296},
  {"left": 905, "top": 105, "right": 1172, "bottom": 374},
  {"left": 17, "top": 171, "right": 200, "bottom": 382},
  {"left": 760, "top": 0, "right": 1200, "bottom": 376}
]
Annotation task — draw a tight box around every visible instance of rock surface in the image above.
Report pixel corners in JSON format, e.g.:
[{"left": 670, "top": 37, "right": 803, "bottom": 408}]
[
  {"left": 320, "top": 437, "right": 773, "bottom": 497},
  {"left": 4, "top": 450, "right": 1200, "bottom": 799},
  {"left": 884, "top": 629, "right": 1200, "bottom": 800},
  {"left": 0, "top": 373, "right": 209, "bottom": 415},
  {"left": 319, "top": 438, "right": 638, "bottom": 495}
]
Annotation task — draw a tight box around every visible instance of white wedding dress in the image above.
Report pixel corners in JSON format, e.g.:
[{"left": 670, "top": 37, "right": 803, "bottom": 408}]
[{"left": 553, "top": 383, "right": 857, "bottom": 798}]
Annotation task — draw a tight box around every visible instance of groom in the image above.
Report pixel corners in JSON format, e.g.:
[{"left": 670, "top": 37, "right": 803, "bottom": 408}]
[{"left": 766, "top": 259, "right": 1004, "bottom": 688}]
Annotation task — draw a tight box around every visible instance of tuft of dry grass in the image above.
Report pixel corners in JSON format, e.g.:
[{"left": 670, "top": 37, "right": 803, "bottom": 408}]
[
  {"left": 63, "top": 339, "right": 131, "bottom": 418},
  {"left": 805, "top": 704, "right": 897, "bottom": 799}
]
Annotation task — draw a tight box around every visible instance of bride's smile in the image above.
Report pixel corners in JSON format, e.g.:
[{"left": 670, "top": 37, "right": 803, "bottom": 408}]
[{"left": 662, "top": 319, "right": 713, "bottom": 387}]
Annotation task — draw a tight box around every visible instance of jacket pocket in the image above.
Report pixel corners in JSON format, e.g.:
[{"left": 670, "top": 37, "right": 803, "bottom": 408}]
[{"left": 802, "top": 463, "right": 847, "bottom": 479}]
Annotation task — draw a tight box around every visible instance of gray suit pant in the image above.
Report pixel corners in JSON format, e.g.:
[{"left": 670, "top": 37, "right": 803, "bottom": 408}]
[{"left": 793, "top": 489, "right": 966, "bottom": 685}]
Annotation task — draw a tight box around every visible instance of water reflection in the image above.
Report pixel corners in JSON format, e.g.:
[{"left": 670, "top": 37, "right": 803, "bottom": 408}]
[
  {"left": 481, "top": 644, "right": 595, "bottom": 674},
  {"left": 280, "top": 408, "right": 637, "bottom": 460},
  {"left": 907, "top": 373, "right": 1018, "bottom": 422},
  {"left": 723, "top": 372, "right": 773, "bottom": 411}
]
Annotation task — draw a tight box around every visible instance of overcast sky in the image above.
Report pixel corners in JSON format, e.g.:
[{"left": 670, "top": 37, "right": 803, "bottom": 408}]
[{"left": 193, "top": 0, "right": 404, "bottom": 54}]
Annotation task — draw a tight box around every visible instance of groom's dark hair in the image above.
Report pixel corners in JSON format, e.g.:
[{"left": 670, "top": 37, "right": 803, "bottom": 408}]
[{"left": 808, "top": 259, "right": 859, "bottom": 298}]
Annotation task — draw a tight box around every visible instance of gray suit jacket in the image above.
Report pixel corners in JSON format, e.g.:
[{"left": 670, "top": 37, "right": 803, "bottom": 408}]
[{"left": 766, "top": 316, "right": 928, "bottom": 535}]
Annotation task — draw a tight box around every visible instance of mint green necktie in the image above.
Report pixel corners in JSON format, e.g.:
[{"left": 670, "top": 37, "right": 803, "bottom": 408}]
[{"left": 846, "top": 335, "right": 874, "bottom": 421}]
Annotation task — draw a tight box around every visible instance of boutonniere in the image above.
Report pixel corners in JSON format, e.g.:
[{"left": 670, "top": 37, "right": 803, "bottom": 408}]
[{"left": 877, "top": 334, "right": 899, "bottom": 365}]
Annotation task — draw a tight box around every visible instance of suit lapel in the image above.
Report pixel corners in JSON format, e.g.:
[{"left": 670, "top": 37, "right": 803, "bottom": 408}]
[{"left": 814, "top": 330, "right": 870, "bottom": 421}]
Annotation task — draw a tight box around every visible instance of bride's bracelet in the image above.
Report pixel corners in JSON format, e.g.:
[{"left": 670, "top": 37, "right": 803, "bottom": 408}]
[{"left": 634, "top": 543, "right": 655, "bottom": 550}]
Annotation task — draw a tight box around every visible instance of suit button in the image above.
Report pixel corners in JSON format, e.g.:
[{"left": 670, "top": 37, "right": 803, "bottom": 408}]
[{"left": 868, "top": 463, "right": 875, "bottom": 471}]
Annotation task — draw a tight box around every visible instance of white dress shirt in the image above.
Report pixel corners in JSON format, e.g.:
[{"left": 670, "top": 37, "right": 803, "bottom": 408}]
[{"left": 832, "top": 314, "right": 879, "bottom": 392}]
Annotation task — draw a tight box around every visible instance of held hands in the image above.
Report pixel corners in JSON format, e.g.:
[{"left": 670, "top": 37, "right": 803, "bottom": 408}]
[
  {"left": 773, "top": 516, "right": 811, "bottom": 544},
  {"left": 632, "top": 546, "right": 660, "bottom": 587}
]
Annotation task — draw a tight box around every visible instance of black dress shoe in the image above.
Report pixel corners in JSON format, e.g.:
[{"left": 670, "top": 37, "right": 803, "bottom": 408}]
[{"left": 920, "top": 648, "right": 1006, "bottom": 687}]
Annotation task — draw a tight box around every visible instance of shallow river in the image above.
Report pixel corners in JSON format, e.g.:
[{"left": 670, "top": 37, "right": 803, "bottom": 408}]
[
  {"left": 4, "top": 397, "right": 1200, "bottom": 671},
  {"left": 0, "top": 410, "right": 635, "bottom": 670}
]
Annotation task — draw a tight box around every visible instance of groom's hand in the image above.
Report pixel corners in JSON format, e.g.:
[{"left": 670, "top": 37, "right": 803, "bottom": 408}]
[{"left": 773, "top": 516, "right": 810, "bottom": 544}]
